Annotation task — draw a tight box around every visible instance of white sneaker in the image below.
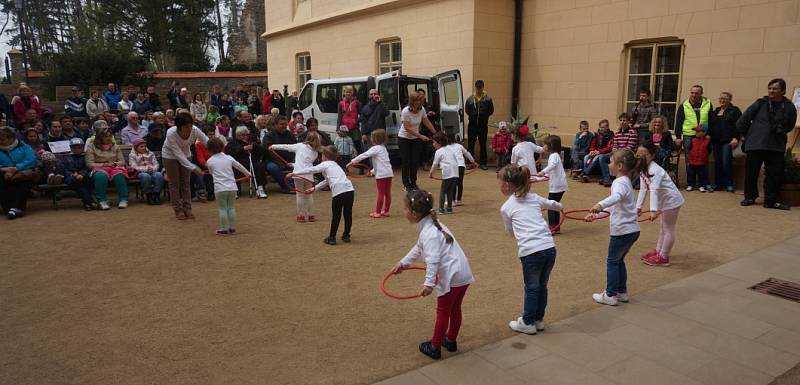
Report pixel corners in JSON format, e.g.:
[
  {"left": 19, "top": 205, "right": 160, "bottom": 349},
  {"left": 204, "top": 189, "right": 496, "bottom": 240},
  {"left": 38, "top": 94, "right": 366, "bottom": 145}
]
[
  {"left": 534, "top": 320, "right": 545, "bottom": 331},
  {"left": 699, "top": 186, "right": 707, "bottom": 193},
  {"left": 118, "top": 200, "right": 128, "bottom": 209},
  {"left": 618, "top": 292, "right": 630, "bottom": 303},
  {"left": 99, "top": 201, "right": 110, "bottom": 210},
  {"left": 592, "top": 291, "right": 619, "bottom": 306},
  {"left": 685, "top": 186, "right": 694, "bottom": 192},
  {"left": 256, "top": 186, "right": 268, "bottom": 199},
  {"left": 509, "top": 317, "right": 537, "bottom": 334}
]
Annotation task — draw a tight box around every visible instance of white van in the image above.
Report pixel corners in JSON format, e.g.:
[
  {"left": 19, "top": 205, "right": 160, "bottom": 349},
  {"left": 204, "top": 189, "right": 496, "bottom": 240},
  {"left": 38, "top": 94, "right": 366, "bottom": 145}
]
[{"left": 296, "top": 70, "right": 465, "bottom": 154}]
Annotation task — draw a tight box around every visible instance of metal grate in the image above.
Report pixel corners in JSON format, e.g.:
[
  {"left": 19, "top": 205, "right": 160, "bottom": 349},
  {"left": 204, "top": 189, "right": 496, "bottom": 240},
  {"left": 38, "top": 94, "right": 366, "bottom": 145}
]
[{"left": 750, "top": 278, "right": 800, "bottom": 303}]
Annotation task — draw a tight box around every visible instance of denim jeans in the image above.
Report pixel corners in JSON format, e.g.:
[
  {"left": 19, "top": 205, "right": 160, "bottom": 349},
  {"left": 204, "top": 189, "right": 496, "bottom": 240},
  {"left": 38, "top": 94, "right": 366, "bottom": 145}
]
[
  {"left": 686, "top": 165, "right": 708, "bottom": 188},
  {"left": 682, "top": 135, "right": 694, "bottom": 171},
  {"left": 138, "top": 171, "right": 163, "bottom": 194},
  {"left": 521, "top": 247, "right": 557, "bottom": 324},
  {"left": 266, "top": 160, "right": 291, "bottom": 190},
  {"left": 606, "top": 231, "right": 640, "bottom": 296},
  {"left": 584, "top": 153, "right": 611, "bottom": 180},
  {"left": 712, "top": 143, "right": 733, "bottom": 188}
]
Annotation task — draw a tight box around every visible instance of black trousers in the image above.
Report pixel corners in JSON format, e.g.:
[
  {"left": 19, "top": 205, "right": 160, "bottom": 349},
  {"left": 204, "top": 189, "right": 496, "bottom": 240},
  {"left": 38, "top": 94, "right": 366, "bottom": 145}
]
[
  {"left": 744, "top": 150, "right": 784, "bottom": 204},
  {"left": 439, "top": 177, "right": 458, "bottom": 210},
  {"left": 467, "top": 122, "right": 488, "bottom": 166},
  {"left": 399, "top": 138, "right": 423, "bottom": 189},
  {"left": 0, "top": 178, "right": 32, "bottom": 212},
  {"left": 330, "top": 190, "right": 354, "bottom": 238},
  {"left": 455, "top": 166, "right": 466, "bottom": 200},
  {"left": 548, "top": 191, "right": 565, "bottom": 228}
]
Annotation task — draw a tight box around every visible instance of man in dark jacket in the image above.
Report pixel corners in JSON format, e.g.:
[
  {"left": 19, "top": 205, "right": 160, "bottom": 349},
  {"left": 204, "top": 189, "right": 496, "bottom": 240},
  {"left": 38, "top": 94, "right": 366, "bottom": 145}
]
[
  {"left": 64, "top": 87, "right": 88, "bottom": 118},
  {"left": 465, "top": 79, "right": 494, "bottom": 169},
  {"left": 146, "top": 86, "right": 162, "bottom": 112},
  {"left": 359, "top": 89, "right": 389, "bottom": 146},
  {"left": 737, "top": 78, "right": 797, "bottom": 210},
  {"left": 262, "top": 116, "right": 296, "bottom": 194}
]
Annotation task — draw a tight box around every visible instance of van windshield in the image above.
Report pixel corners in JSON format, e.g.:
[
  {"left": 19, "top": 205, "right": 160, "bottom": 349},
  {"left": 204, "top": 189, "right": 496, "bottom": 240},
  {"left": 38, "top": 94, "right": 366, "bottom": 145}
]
[{"left": 315, "top": 83, "right": 368, "bottom": 113}]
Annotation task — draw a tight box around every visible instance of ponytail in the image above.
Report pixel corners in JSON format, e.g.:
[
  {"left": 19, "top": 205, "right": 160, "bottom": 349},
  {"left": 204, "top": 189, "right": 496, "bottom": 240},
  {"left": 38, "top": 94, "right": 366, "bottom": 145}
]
[
  {"left": 405, "top": 190, "right": 454, "bottom": 244},
  {"left": 498, "top": 164, "right": 531, "bottom": 197},
  {"left": 635, "top": 140, "right": 657, "bottom": 179},
  {"left": 610, "top": 148, "right": 638, "bottom": 179}
]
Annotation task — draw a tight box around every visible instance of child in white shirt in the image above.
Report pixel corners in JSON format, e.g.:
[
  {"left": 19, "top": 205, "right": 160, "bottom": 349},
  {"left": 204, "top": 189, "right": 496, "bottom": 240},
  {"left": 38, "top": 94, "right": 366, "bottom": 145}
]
[
  {"left": 392, "top": 189, "right": 475, "bottom": 360},
  {"left": 270, "top": 132, "right": 321, "bottom": 223},
  {"left": 349, "top": 129, "right": 393, "bottom": 218},
  {"left": 536, "top": 135, "right": 568, "bottom": 232},
  {"left": 204, "top": 138, "right": 251, "bottom": 235},
  {"left": 635, "top": 141, "right": 684, "bottom": 267},
  {"left": 499, "top": 164, "right": 562, "bottom": 334},
  {"left": 429, "top": 132, "right": 460, "bottom": 214},
  {"left": 589, "top": 149, "right": 643, "bottom": 306},
  {"left": 447, "top": 138, "right": 476, "bottom": 206},
  {"left": 510, "top": 124, "right": 544, "bottom": 174},
  {"left": 290, "top": 146, "right": 355, "bottom": 245}
]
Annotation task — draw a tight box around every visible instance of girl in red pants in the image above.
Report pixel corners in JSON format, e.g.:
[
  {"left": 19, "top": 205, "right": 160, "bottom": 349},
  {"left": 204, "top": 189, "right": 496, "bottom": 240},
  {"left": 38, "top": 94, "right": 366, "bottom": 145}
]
[
  {"left": 392, "top": 189, "right": 475, "bottom": 359},
  {"left": 348, "top": 129, "right": 393, "bottom": 217}
]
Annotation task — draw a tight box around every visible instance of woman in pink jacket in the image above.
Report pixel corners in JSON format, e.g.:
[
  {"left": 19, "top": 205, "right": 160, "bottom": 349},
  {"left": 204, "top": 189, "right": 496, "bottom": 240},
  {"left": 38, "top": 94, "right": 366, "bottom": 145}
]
[{"left": 337, "top": 86, "right": 361, "bottom": 153}]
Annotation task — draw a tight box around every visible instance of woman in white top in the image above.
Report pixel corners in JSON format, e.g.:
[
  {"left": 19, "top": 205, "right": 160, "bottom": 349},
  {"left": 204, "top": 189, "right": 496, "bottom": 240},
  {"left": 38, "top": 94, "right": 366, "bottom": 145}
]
[
  {"left": 190, "top": 93, "right": 208, "bottom": 124},
  {"left": 162, "top": 112, "right": 209, "bottom": 220},
  {"left": 270, "top": 132, "right": 321, "bottom": 223},
  {"left": 430, "top": 132, "right": 460, "bottom": 214},
  {"left": 291, "top": 146, "right": 356, "bottom": 245},
  {"left": 399, "top": 93, "right": 436, "bottom": 191},
  {"left": 349, "top": 129, "right": 393, "bottom": 218},
  {"left": 499, "top": 164, "right": 562, "bottom": 334},
  {"left": 635, "top": 141, "right": 685, "bottom": 267},
  {"left": 204, "top": 137, "right": 251, "bottom": 235},
  {"left": 392, "top": 189, "right": 474, "bottom": 360},
  {"left": 536, "top": 135, "right": 568, "bottom": 232},
  {"left": 589, "top": 149, "right": 643, "bottom": 306},
  {"left": 447, "top": 140, "right": 476, "bottom": 206},
  {"left": 510, "top": 125, "right": 544, "bottom": 174}
]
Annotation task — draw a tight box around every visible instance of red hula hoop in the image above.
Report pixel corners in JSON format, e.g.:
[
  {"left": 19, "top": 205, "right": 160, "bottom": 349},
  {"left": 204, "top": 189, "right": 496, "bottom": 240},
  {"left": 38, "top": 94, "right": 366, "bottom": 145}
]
[
  {"left": 540, "top": 208, "right": 566, "bottom": 233},
  {"left": 563, "top": 209, "right": 611, "bottom": 222},
  {"left": 269, "top": 149, "right": 291, "bottom": 167},
  {"left": 637, "top": 210, "right": 662, "bottom": 223},
  {"left": 530, "top": 175, "right": 550, "bottom": 183},
  {"left": 202, "top": 170, "right": 250, "bottom": 183},
  {"left": 346, "top": 163, "right": 371, "bottom": 178},
  {"left": 464, "top": 164, "right": 480, "bottom": 175},
  {"left": 381, "top": 266, "right": 439, "bottom": 300},
  {"left": 285, "top": 174, "right": 316, "bottom": 194}
]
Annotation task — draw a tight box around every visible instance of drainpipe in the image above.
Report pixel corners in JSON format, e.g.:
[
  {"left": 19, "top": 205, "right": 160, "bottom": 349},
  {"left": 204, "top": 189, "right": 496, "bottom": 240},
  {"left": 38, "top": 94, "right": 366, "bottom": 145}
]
[{"left": 511, "top": 0, "right": 523, "bottom": 119}]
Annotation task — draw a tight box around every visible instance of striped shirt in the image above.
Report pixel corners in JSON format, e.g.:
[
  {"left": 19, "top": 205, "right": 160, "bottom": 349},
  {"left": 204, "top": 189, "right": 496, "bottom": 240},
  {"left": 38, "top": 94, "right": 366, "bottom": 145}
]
[{"left": 612, "top": 128, "right": 639, "bottom": 151}]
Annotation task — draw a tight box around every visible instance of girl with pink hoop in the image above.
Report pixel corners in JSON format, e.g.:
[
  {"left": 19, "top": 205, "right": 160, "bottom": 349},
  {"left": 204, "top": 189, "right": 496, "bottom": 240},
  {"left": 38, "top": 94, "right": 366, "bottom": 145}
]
[{"left": 635, "top": 141, "right": 684, "bottom": 267}]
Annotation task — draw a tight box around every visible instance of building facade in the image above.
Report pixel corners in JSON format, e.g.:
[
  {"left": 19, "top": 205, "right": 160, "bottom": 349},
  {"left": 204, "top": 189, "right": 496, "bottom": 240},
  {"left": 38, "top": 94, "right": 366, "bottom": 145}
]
[{"left": 263, "top": 0, "right": 800, "bottom": 139}]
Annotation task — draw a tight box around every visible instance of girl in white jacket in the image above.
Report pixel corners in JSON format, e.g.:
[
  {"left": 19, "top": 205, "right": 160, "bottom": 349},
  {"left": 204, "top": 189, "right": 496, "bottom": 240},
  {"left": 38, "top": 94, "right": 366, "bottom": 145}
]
[
  {"left": 349, "top": 129, "right": 393, "bottom": 218},
  {"left": 536, "top": 135, "right": 568, "bottom": 232},
  {"left": 635, "top": 141, "right": 685, "bottom": 267},
  {"left": 270, "top": 132, "right": 321, "bottom": 223},
  {"left": 392, "top": 189, "right": 474, "bottom": 360},
  {"left": 510, "top": 125, "right": 544, "bottom": 174}
]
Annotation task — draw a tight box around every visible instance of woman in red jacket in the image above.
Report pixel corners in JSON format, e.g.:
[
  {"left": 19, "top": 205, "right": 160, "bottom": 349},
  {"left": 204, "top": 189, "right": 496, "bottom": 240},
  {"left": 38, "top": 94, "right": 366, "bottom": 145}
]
[{"left": 12, "top": 85, "right": 42, "bottom": 127}]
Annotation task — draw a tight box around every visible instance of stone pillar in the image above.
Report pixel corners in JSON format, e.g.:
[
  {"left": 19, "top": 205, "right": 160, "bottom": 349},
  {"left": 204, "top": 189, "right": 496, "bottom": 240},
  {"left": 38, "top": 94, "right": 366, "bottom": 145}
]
[{"left": 7, "top": 49, "right": 24, "bottom": 85}]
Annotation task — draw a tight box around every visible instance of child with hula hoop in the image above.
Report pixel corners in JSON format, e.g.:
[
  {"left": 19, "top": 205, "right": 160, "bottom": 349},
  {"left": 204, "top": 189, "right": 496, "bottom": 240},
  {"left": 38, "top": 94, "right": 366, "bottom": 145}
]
[
  {"left": 498, "top": 164, "right": 562, "bottom": 334},
  {"left": 270, "top": 132, "right": 322, "bottom": 223},
  {"left": 204, "top": 137, "right": 251, "bottom": 235},
  {"left": 429, "top": 132, "right": 460, "bottom": 214},
  {"left": 536, "top": 135, "right": 568, "bottom": 233},
  {"left": 348, "top": 129, "right": 393, "bottom": 218},
  {"left": 447, "top": 134, "right": 476, "bottom": 207},
  {"left": 391, "top": 190, "right": 474, "bottom": 360},
  {"left": 635, "top": 140, "right": 684, "bottom": 267},
  {"left": 290, "top": 146, "right": 355, "bottom": 245},
  {"left": 510, "top": 124, "right": 545, "bottom": 174},
  {"left": 589, "top": 149, "right": 644, "bottom": 306}
]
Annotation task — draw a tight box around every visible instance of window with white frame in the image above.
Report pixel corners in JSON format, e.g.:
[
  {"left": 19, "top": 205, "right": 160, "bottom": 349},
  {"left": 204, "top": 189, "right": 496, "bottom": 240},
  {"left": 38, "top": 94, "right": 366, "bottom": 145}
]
[
  {"left": 377, "top": 39, "right": 402, "bottom": 74},
  {"left": 624, "top": 42, "right": 683, "bottom": 129},
  {"left": 297, "top": 53, "right": 311, "bottom": 89}
]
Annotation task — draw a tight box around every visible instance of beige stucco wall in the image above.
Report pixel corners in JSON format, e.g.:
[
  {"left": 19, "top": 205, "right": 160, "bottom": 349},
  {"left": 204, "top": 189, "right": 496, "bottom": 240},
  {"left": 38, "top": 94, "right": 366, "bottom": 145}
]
[
  {"left": 520, "top": 0, "right": 800, "bottom": 142},
  {"left": 264, "top": 0, "right": 479, "bottom": 95}
]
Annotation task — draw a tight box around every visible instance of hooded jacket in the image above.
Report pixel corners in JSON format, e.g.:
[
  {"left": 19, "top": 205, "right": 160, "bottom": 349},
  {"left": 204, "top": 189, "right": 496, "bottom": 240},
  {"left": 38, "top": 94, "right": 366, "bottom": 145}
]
[{"left": 736, "top": 96, "right": 797, "bottom": 152}]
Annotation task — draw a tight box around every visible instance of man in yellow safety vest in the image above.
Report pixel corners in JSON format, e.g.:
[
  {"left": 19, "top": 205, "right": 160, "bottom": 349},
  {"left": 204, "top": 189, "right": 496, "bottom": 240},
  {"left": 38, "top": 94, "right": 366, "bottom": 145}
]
[{"left": 674, "top": 85, "right": 713, "bottom": 170}]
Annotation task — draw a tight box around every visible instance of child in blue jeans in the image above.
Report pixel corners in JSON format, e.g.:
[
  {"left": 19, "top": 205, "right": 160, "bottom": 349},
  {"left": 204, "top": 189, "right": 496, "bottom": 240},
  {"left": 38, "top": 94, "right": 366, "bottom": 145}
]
[{"left": 589, "top": 149, "right": 643, "bottom": 306}]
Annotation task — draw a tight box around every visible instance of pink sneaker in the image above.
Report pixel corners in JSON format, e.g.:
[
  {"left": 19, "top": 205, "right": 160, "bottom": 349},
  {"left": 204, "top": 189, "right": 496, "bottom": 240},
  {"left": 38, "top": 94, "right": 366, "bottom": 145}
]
[
  {"left": 643, "top": 253, "right": 671, "bottom": 267},
  {"left": 296, "top": 215, "right": 306, "bottom": 223},
  {"left": 454, "top": 200, "right": 463, "bottom": 207},
  {"left": 640, "top": 249, "right": 657, "bottom": 260}
]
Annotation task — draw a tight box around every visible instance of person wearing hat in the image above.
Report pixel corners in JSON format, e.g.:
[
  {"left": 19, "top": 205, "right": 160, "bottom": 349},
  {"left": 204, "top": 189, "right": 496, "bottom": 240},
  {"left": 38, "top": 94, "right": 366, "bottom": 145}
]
[
  {"left": 62, "top": 137, "right": 97, "bottom": 210},
  {"left": 686, "top": 124, "right": 712, "bottom": 192},
  {"left": 84, "top": 120, "right": 116, "bottom": 152},
  {"left": 64, "top": 87, "right": 88, "bottom": 119},
  {"left": 129, "top": 137, "right": 163, "bottom": 205},
  {"left": 465, "top": 79, "right": 494, "bottom": 170}
]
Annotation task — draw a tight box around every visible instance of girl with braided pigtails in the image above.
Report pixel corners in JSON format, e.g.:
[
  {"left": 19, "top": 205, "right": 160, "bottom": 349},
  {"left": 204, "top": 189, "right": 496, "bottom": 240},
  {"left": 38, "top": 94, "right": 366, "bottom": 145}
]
[{"left": 391, "top": 190, "right": 475, "bottom": 360}]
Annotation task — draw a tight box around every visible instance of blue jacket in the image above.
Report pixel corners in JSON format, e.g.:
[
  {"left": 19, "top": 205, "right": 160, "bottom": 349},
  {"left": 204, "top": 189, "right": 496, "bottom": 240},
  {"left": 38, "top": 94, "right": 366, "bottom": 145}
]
[
  {"left": 0, "top": 141, "right": 36, "bottom": 170},
  {"left": 103, "top": 90, "right": 122, "bottom": 110}
]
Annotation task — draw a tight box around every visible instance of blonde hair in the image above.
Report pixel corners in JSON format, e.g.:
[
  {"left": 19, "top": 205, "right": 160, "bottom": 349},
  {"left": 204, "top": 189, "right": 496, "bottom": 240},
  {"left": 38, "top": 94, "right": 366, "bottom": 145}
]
[
  {"left": 650, "top": 115, "right": 668, "bottom": 134},
  {"left": 498, "top": 164, "right": 531, "bottom": 197},
  {"left": 405, "top": 190, "right": 454, "bottom": 244},
  {"left": 304, "top": 131, "right": 322, "bottom": 152},
  {"left": 610, "top": 148, "right": 646, "bottom": 179},
  {"left": 407, "top": 93, "right": 422, "bottom": 113},
  {"left": 371, "top": 129, "right": 387, "bottom": 145}
]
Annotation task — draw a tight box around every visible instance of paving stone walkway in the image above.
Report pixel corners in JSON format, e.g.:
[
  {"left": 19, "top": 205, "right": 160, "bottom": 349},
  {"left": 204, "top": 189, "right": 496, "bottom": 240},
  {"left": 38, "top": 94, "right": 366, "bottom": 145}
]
[{"left": 376, "top": 235, "right": 800, "bottom": 385}]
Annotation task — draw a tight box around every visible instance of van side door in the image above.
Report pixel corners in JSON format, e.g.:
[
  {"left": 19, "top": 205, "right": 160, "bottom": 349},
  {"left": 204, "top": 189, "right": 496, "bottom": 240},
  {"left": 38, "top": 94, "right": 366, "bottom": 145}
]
[
  {"left": 376, "top": 71, "right": 400, "bottom": 150},
  {"left": 432, "top": 70, "right": 465, "bottom": 143}
]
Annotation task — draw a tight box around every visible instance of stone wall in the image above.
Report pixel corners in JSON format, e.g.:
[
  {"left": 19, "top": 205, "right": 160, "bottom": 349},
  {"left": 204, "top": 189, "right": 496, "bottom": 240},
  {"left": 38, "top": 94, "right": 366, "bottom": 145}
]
[{"left": 228, "top": 0, "right": 267, "bottom": 66}]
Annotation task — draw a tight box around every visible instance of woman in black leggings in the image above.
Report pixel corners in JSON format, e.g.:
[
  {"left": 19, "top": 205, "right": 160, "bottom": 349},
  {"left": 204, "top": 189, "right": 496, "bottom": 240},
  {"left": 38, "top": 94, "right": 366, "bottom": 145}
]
[{"left": 398, "top": 93, "right": 436, "bottom": 190}]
